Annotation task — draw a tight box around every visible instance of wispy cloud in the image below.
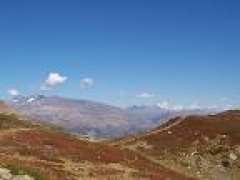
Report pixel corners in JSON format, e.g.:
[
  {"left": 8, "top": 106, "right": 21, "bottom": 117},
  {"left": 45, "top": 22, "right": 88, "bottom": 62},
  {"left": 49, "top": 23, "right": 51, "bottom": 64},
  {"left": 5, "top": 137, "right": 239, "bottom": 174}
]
[
  {"left": 8, "top": 89, "right": 20, "bottom": 96},
  {"left": 40, "top": 85, "right": 50, "bottom": 91},
  {"left": 156, "top": 101, "right": 184, "bottom": 111},
  {"left": 136, "top": 92, "right": 154, "bottom": 98},
  {"left": 80, "top": 78, "right": 94, "bottom": 89},
  {"left": 156, "top": 101, "right": 170, "bottom": 109}
]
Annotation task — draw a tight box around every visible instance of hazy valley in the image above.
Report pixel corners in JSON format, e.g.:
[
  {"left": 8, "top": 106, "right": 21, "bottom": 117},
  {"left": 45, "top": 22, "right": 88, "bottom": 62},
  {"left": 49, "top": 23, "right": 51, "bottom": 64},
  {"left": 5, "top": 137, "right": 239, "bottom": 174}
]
[{"left": 7, "top": 95, "right": 218, "bottom": 139}]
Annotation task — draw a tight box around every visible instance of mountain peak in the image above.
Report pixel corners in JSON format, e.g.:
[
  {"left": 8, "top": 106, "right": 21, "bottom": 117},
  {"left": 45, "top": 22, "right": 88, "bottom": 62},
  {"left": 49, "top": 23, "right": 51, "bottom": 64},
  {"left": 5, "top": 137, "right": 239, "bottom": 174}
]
[{"left": 11, "top": 94, "right": 46, "bottom": 105}]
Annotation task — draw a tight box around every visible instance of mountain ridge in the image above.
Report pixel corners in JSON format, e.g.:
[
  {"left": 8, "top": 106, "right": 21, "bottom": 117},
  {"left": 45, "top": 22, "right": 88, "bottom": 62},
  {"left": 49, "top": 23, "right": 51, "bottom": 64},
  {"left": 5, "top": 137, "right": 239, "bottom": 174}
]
[{"left": 7, "top": 95, "right": 219, "bottom": 139}]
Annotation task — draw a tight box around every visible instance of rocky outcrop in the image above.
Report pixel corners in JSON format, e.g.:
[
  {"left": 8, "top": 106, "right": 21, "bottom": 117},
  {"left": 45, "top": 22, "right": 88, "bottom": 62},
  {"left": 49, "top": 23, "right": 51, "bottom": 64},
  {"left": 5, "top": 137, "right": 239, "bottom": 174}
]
[{"left": 0, "top": 168, "right": 34, "bottom": 180}]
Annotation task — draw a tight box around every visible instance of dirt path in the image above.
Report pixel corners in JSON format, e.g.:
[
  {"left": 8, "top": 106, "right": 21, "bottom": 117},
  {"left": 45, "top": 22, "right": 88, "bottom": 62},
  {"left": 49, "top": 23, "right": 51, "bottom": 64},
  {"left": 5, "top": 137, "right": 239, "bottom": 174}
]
[
  {"left": 114, "top": 117, "right": 196, "bottom": 179},
  {"left": 113, "top": 117, "right": 185, "bottom": 146},
  {"left": 124, "top": 144, "right": 196, "bottom": 180},
  {"left": 145, "top": 117, "right": 184, "bottom": 136}
]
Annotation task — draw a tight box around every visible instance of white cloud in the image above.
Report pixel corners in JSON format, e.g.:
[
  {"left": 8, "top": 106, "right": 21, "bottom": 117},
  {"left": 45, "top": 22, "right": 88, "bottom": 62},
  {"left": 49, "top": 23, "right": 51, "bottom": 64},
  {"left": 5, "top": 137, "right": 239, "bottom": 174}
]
[
  {"left": 157, "top": 101, "right": 184, "bottom": 111},
  {"left": 156, "top": 101, "right": 170, "bottom": 109},
  {"left": 80, "top": 78, "right": 94, "bottom": 89},
  {"left": 45, "top": 72, "right": 67, "bottom": 87},
  {"left": 136, "top": 92, "right": 154, "bottom": 98},
  {"left": 8, "top": 89, "right": 20, "bottom": 96}
]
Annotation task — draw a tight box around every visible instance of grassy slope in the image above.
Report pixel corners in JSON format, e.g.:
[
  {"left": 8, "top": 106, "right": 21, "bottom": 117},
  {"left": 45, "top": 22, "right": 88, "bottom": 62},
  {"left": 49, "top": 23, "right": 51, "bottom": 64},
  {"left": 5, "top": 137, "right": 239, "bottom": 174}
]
[
  {"left": 115, "top": 110, "right": 240, "bottom": 180},
  {"left": 0, "top": 113, "right": 192, "bottom": 180}
]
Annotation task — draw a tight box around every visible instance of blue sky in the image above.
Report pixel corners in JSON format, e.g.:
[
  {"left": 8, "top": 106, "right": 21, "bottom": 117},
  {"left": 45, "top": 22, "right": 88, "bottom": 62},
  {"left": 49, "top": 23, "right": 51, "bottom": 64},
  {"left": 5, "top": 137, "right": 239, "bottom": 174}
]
[{"left": 0, "top": 0, "right": 240, "bottom": 108}]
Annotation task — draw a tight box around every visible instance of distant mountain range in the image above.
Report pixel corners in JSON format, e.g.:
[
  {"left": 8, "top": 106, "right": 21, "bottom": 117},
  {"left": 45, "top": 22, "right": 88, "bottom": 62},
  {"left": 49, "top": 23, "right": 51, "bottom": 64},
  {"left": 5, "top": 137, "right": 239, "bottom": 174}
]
[{"left": 7, "top": 95, "right": 220, "bottom": 138}]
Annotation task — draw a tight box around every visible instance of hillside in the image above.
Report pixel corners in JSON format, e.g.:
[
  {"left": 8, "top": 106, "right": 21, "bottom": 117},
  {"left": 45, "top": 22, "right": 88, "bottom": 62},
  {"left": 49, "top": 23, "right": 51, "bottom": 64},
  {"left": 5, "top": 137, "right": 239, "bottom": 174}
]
[
  {"left": 0, "top": 101, "right": 13, "bottom": 113},
  {"left": 0, "top": 113, "right": 193, "bottom": 180},
  {"left": 115, "top": 110, "right": 240, "bottom": 180}
]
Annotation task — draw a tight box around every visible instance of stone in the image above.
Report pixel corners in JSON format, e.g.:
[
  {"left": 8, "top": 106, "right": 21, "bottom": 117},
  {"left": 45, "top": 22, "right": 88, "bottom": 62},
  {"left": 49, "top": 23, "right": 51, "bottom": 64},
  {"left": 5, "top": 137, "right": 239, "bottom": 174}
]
[
  {"left": 0, "top": 167, "right": 34, "bottom": 180},
  {"left": 0, "top": 168, "right": 12, "bottom": 180},
  {"left": 229, "top": 152, "right": 238, "bottom": 161}
]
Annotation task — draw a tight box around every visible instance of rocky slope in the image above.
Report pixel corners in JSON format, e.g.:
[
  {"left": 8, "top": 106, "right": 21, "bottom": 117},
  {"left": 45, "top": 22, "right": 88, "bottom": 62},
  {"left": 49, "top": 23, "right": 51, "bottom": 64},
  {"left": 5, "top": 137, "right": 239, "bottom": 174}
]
[{"left": 114, "top": 110, "right": 240, "bottom": 180}]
